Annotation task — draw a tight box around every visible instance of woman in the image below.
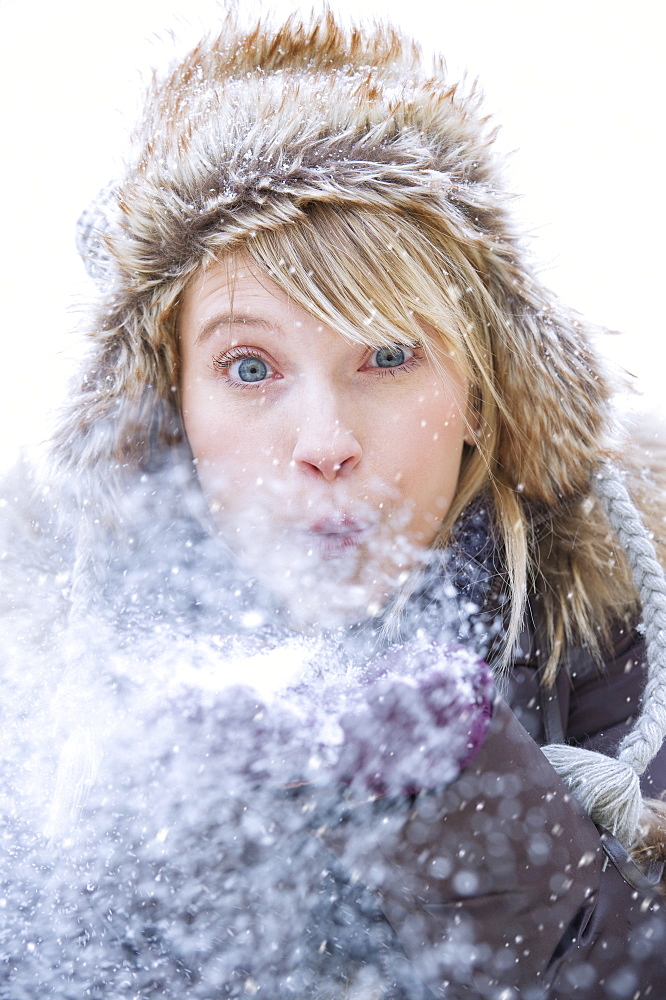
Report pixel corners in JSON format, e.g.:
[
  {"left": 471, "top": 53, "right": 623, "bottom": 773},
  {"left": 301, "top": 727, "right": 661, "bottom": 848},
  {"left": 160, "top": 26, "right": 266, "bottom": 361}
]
[{"left": 2, "top": 11, "right": 666, "bottom": 999}]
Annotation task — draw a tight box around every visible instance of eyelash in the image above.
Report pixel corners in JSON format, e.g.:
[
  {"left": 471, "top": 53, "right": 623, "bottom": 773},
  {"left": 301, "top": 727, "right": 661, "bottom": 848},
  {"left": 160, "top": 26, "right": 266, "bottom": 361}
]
[
  {"left": 211, "top": 345, "right": 423, "bottom": 385},
  {"left": 211, "top": 347, "right": 276, "bottom": 386},
  {"left": 370, "top": 354, "right": 422, "bottom": 378}
]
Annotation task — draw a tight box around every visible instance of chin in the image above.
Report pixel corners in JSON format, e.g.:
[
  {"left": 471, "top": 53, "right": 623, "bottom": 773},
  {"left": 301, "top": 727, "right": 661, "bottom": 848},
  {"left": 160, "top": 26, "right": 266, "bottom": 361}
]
[
  {"left": 262, "top": 562, "right": 399, "bottom": 631},
  {"left": 284, "top": 592, "right": 378, "bottom": 630}
]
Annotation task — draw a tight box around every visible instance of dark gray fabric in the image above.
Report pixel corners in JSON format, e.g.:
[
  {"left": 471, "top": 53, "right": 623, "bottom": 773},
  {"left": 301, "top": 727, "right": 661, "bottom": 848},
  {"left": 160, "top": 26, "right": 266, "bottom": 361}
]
[{"left": 315, "top": 699, "right": 666, "bottom": 999}]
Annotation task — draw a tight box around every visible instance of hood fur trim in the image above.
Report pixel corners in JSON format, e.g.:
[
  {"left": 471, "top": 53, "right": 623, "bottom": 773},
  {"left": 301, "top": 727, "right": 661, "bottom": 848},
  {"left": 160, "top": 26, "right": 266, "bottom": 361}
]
[{"left": 68, "top": 11, "right": 612, "bottom": 510}]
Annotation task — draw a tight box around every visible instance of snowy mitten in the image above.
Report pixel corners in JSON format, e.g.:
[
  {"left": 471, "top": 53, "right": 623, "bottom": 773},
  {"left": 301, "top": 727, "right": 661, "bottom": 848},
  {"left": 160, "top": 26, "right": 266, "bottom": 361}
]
[{"left": 332, "top": 640, "right": 493, "bottom": 797}]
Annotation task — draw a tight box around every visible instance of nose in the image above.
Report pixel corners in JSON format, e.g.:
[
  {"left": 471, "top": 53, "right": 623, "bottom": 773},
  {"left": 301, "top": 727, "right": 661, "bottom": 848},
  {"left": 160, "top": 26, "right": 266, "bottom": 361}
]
[{"left": 291, "top": 395, "right": 362, "bottom": 482}]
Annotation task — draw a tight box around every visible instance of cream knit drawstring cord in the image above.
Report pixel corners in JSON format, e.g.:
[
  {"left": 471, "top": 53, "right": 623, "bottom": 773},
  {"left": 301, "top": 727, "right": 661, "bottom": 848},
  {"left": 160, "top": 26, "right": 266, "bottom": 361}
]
[{"left": 542, "top": 461, "right": 666, "bottom": 850}]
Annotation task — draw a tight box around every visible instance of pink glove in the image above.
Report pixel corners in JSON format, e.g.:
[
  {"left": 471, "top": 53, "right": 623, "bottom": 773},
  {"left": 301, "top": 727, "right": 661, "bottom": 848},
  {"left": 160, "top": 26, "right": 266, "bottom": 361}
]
[{"left": 332, "top": 641, "right": 493, "bottom": 797}]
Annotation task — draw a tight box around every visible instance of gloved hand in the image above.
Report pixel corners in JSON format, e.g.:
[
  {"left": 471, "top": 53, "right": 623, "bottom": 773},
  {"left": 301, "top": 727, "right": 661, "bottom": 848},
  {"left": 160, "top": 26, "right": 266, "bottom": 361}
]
[
  {"left": 298, "top": 641, "right": 605, "bottom": 999},
  {"left": 332, "top": 640, "right": 493, "bottom": 798}
]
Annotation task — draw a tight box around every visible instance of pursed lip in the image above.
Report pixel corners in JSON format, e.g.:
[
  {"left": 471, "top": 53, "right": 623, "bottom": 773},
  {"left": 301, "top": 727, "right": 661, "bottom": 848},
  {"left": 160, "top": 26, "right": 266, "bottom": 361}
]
[
  {"left": 305, "top": 516, "right": 372, "bottom": 559},
  {"left": 308, "top": 515, "right": 370, "bottom": 534}
]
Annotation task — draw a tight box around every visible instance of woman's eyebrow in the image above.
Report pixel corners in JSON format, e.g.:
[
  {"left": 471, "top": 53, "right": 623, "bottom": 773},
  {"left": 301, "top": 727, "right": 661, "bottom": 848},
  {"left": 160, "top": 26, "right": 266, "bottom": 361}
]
[{"left": 195, "top": 314, "right": 275, "bottom": 345}]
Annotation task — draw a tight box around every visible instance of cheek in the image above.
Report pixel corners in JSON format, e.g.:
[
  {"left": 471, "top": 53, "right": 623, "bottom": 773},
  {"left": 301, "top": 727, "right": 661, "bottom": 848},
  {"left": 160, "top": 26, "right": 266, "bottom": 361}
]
[
  {"left": 180, "top": 379, "right": 241, "bottom": 500},
  {"left": 181, "top": 382, "right": 229, "bottom": 467},
  {"left": 380, "top": 390, "right": 466, "bottom": 536},
  {"left": 378, "top": 387, "right": 466, "bottom": 478},
  {"left": 181, "top": 382, "right": 289, "bottom": 507}
]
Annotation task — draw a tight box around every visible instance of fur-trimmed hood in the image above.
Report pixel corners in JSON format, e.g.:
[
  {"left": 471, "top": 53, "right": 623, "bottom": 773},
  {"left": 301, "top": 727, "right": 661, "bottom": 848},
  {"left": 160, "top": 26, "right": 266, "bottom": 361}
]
[
  {"left": 68, "top": 10, "right": 612, "bottom": 511},
  {"left": 41, "top": 11, "right": 666, "bottom": 692}
]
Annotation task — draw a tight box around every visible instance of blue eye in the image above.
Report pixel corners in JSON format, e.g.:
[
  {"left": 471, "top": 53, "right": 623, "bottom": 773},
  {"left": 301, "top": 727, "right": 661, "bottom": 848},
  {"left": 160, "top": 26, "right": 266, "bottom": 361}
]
[
  {"left": 371, "top": 345, "right": 409, "bottom": 368},
  {"left": 235, "top": 357, "right": 269, "bottom": 382},
  {"left": 213, "top": 348, "right": 277, "bottom": 385}
]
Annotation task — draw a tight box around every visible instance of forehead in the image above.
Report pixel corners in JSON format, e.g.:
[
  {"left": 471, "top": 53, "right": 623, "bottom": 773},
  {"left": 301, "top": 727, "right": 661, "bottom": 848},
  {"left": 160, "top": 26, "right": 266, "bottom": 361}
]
[
  {"left": 180, "top": 255, "right": 362, "bottom": 363},
  {"left": 181, "top": 256, "right": 279, "bottom": 313},
  {"left": 179, "top": 247, "right": 429, "bottom": 359},
  {"left": 179, "top": 257, "right": 289, "bottom": 341}
]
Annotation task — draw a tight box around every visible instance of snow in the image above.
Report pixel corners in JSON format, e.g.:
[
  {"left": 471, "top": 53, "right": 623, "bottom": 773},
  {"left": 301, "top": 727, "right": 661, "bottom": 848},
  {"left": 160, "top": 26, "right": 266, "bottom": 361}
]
[
  {"left": 0, "top": 598, "right": 490, "bottom": 996},
  {"left": 0, "top": 2, "right": 665, "bottom": 994}
]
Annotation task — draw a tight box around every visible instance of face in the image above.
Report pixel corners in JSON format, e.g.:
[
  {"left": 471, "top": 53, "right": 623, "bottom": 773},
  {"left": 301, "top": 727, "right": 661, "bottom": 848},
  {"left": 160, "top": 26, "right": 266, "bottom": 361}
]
[{"left": 179, "top": 256, "right": 471, "bottom": 627}]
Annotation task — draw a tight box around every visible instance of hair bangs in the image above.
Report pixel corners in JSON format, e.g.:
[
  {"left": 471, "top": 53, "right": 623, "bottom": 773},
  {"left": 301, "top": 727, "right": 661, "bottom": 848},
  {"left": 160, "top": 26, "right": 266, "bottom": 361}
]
[{"left": 243, "top": 204, "right": 476, "bottom": 380}]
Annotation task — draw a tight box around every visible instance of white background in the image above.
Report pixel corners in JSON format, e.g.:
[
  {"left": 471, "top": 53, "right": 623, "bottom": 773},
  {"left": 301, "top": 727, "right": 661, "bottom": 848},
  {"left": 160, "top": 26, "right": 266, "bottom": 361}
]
[{"left": 0, "top": 0, "right": 664, "bottom": 469}]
